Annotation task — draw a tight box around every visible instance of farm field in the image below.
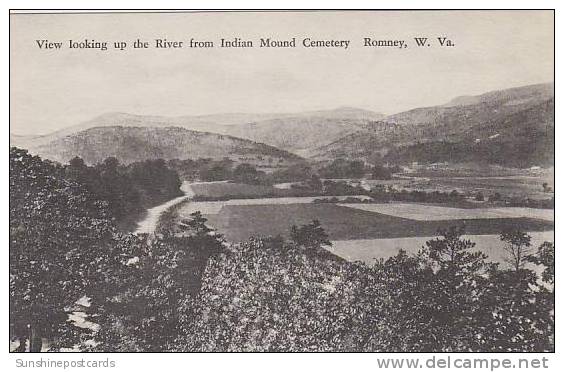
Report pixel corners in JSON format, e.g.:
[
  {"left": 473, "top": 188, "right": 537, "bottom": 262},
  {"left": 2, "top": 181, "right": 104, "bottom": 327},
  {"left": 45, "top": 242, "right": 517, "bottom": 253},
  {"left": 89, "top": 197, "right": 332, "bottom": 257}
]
[
  {"left": 177, "top": 181, "right": 554, "bottom": 269},
  {"left": 330, "top": 230, "right": 554, "bottom": 271},
  {"left": 339, "top": 203, "right": 554, "bottom": 222},
  {"left": 189, "top": 181, "right": 286, "bottom": 198},
  {"left": 387, "top": 173, "right": 554, "bottom": 200},
  {"left": 197, "top": 203, "right": 553, "bottom": 242},
  {"left": 189, "top": 181, "right": 329, "bottom": 199},
  {"left": 423, "top": 176, "right": 554, "bottom": 199},
  {"left": 306, "top": 171, "right": 554, "bottom": 201},
  {"left": 409, "top": 164, "right": 554, "bottom": 179},
  {"left": 363, "top": 178, "right": 415, "bottom": 188},
  {"left": 178, "top": 195, "right": 372, "bottom": 216}
]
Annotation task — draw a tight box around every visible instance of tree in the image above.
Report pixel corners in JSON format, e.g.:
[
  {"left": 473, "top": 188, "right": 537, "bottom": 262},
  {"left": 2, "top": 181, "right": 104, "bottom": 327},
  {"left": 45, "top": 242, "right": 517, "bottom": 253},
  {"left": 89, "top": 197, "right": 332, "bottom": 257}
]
[
  {"left": 542, "top": 182, "right": 552, "bottom": 193},
  {"left": 477, "top": 238, "right": 553, "bottom": 352},
  {"left": 349, "top": 160, "right": 366, "bottom": 178},
  {"left": 178, "top": 212, "right": 213, "bottom": 237},
  {"left": 500, "top": 229, "right": 532, "bottom": 271},
  {"left": 66, "top": 157, "right": 182, "bottom": 230},
  {"left": 371, "top": 165, "right": 392, "bottom": 180},
  {"left": 95, "top": 157, "right": 141, "bottom": 223},
  {"left": 232, "top": 163, "right": 267, "bottom": 185},
  {"left": 90, "top": 212, "right": 224, "bottom": 352},
  {"left": 270, "top": 163, "right": 313, "bottom": 183},
  {"left": 290, "top": 220, "right": 331, "bottom": 250},
  {"left": 525, "top": 241, "right": 555, "bottom": 350},
  {"left": 318, "top": 159, "right": 366, "bottom": 179},
  {"left": 10, "top": 148, "right": 115, "bottom": 351},
  {"left": 181, "top": 236, "right": 381, "bottom": 352},
  {"left": 66, "top": 156, "right": 89, "bottom": 184},
  {"left": 449, "top": 189, "right": 462, "bottom": 200},
  {"left": 490, "top": 192, "right": 502, "bottom": 202},
  {"left": 526, "top": 241, "right": 554, "bottom": 285},
  {"left": 372, "top": 250, "right": 435, "bottom": 351},
  {"left": 306, "top": 174, "right": 323, "bottom": 192},
  {"left": 199, "top": 161, "right": 233, "bottom": 181},
  {"left": 480, "top": 265, "right": 551, "bottom": 351},
  {"left": 127, "top": 159, "right": 181, "bottom": 199},
  {"left": 420, "top": 226, "right": 491, "bottom": 351}
]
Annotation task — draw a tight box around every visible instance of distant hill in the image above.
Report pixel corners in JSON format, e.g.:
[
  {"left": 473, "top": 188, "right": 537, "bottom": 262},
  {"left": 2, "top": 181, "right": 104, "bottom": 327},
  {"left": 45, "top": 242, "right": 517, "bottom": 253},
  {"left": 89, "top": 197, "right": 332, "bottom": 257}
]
[
  {"left": 11, "top": 126, "right": 303, "bottom": 165},
  {"left": 11, "top": 107, "right": 384, "bottom": 158},
  {"left": 217, "top": 107, "right": 384, "bottom": 156},
  {"left": 10, "top": 112, "right": 276, "bottom": 148},
  {"left": 312, "top": 83, "right": 554, "bottom": 168},
  {"left": 10, "top": 83, "right": 553, "bottom": 168},
  {"left": 442, "top": 83, "right": 554, "bottom": 108}
]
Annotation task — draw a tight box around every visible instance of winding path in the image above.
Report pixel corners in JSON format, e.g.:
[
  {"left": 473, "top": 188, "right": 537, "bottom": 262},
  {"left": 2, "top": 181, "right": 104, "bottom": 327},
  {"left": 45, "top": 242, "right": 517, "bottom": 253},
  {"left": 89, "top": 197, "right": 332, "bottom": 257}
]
[{"left": 134, "top": 182, "right": 194, "bottom": 234}]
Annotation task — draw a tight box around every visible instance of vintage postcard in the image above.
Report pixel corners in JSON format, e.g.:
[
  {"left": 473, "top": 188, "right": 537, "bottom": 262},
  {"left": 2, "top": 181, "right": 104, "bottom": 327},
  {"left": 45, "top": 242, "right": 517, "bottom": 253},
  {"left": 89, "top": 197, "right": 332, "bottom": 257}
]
[{"left": 9, "top": 10, "right": 554, "bottom": 354}]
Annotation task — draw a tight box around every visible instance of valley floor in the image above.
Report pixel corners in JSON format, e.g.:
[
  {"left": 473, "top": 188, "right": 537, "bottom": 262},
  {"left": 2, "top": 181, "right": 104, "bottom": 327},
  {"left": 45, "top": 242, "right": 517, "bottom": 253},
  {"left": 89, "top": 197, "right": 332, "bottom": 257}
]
[{"left": 157, "top": 180, "right": 554, "bottom": 270}]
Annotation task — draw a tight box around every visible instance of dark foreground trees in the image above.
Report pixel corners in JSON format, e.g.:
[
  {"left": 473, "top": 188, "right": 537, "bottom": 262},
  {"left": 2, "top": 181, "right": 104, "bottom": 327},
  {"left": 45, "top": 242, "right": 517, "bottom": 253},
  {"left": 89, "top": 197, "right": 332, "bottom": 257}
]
[
  {"left": 173, "top": 227, "right": 554, "bottom": 352},
  {"left": 10, "top": 148, "right": 115, "bottom": 351},
  {"left": 88, "top": 212, "right": 225, "bottom": 352},
  {"left": 376, "top": 227, "right": 553, "bottom": 352},
  {"left": 10, "top": 147, "right": 554, "bottom": 352},
  {"left": 392, "top": 227, "right": 492, "bottom": 351},
  {"left": 10, "top": 148, "right": 217, "bottom": 352},
  {"left": 65, "top": 156, "right": 181, "bottom": 230}
]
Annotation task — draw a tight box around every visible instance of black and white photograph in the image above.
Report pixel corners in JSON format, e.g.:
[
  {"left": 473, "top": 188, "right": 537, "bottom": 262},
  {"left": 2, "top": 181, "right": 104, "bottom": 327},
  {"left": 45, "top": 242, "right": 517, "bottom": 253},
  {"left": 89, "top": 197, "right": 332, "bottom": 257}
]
[{"left": 8, "top": 9, "right": 555, "bottom": 355}]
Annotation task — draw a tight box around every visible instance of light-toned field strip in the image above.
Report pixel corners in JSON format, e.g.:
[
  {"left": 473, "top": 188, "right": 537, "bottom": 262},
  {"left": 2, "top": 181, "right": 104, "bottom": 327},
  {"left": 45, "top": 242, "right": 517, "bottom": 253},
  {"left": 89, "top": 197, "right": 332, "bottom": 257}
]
[
  {"left": 330, "top": 231, "right": 555, "bottom": 269},
  {"left": 273, "top": 182, "right": 296, "bottom": 189},
  {"left": 338, "top": 203, "right": 554, "bottom": 222},
  {"left": 178, "top": 195, "right": 372, "bottom": 216},
  {"left": 188, "top": 180, "right": 231, "bottom": 186}
]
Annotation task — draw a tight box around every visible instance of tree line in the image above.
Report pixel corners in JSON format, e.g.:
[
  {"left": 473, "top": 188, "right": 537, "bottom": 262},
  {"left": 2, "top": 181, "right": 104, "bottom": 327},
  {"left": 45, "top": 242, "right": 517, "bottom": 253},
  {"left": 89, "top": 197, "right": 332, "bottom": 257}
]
[
  {"left": 167, "top": 158, "right": 402, "bottom": 185},
  {"left": 65, "top": 154, "right": 181, "bottom": 230}
]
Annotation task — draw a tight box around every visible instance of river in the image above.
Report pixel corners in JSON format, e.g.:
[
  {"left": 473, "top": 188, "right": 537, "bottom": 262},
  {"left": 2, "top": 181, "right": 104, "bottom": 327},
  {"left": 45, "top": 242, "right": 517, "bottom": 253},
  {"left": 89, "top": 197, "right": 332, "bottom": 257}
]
[{"left": 134, "top": 182, "right": 194, "bottom": 234}]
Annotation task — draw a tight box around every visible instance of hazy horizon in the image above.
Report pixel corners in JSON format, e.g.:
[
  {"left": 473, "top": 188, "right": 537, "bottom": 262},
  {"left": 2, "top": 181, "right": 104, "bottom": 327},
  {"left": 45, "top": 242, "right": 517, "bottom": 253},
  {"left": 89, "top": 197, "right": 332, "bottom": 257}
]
[
  {"left": 10, "top": 11, "right": 554, "bottom": 135},
  {"left": 9, "top": 79, "right": 555, "bottom": 137}
]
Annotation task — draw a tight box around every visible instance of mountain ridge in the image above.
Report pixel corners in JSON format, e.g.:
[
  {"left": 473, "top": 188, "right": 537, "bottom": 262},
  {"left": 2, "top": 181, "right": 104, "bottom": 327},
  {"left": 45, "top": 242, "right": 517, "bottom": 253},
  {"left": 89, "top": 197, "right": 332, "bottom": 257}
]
[
  {"left": 12, "top": 125, "right": 303, "bottom": 166},
  {"left": 311, "top": 82, "right": 554, "bottom": 167},
  {"left": 11, "top": 107, "right": 385, "bottom": 156},
  {"left": 10, "top": 82, "right": 554, "bottom": 168}
]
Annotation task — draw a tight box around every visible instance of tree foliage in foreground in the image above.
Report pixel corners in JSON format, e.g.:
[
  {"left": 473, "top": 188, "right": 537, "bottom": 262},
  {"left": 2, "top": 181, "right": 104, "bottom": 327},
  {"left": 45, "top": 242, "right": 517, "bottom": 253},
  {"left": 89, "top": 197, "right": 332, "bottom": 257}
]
[
  {"left": 10, "top": 148, "right": 115, "bottom": 351},
  {"left": 174, "top": 227, "right": 554, "bottom": 352},
  {"left": 88, "top": 212, "right": 225, "bottom": 352},
  {"left": 10, "top": 147, "right": 554, "bottom": 352}
]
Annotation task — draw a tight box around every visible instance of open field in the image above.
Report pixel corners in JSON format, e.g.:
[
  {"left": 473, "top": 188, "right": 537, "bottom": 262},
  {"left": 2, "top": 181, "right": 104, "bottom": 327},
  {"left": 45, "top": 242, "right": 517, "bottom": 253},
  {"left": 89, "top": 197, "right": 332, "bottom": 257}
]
[
  {"left": 424, "top": 176, "right": 554, "bottom": 199},
  {"left": 361, "top": 165, "right": 555, "bottom": 200},
  {"left": 408, "top": 164, "right": 553, "bottom": 179},
  {"left": 330, "top": 231, "right": 554, "bottom": 271},
  {"left": 363, "top": 178, "right": 415, "bottom": 188},
  {"left": 199, "top": 203, "right": 553, "bottom": 242},
  {"left": 189, "top": 181, "right": 324, "bottom": 199},
  {"left": 339, "top": 203, "right": 554, "bottom": 222},
  {"left": 178, "top": 195, "right": 372, "bottom": 216},
  {"left": 176, "top": 181, "right": 554, "bottom": 270},
  {"left": 189, "top": 181, "right": 285, "bottom": 198},
  {"left": 389, "top": 172, "right": 554, "bottom": 200}
]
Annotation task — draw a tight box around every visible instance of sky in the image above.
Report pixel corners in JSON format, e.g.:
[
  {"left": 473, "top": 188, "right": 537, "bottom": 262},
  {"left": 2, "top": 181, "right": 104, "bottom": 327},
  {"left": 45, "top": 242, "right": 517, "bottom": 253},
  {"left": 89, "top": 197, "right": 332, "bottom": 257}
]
[{"left": 10, "top": 11, "right": 554, "bottom": 135}]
